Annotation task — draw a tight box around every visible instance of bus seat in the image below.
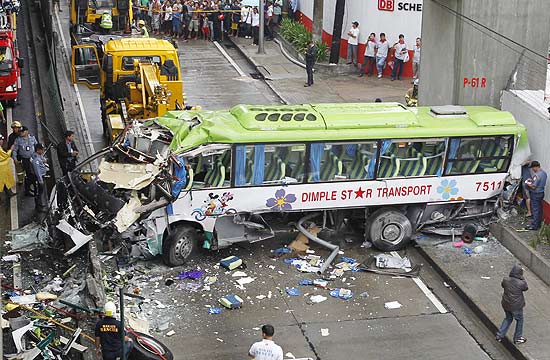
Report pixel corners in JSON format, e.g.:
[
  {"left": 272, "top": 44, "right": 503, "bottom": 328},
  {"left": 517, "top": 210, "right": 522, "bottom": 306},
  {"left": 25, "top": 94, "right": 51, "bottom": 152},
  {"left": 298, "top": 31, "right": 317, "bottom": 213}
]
[
  {"left": 480, "top": 140, "right": 508, "bottom": 171},
  {"left": 399, "top": 152, "right": 426, "bottom": 177},
  {"left": 204, "top": 161, "right": 225, "bottom": 187},
  {"left": 185, "top": 167, "right": 194, "bottom": 190},
  {"left": 452, "top": 144, "right": 480, "bottom": 174},
  {"left": 264, "top": 156, "right": 286, "bottom": 182},
  {"left": 425, "top": 153, "right": 444, "bottom": 176},
  {"left": 321, "top": 152, "right": 343, "bottom": 181},
  {"left": 245, "top": 158, "right": 254, "bottom": 184},
  {"left": 220, "top": 150, "right": 231, "bottom": 168},
  {"left": 348, "top": 154, "right": 370, "bottom": 179},
  {"left": 290, "top": 154, "right": 306, "bottom": 182},
  {"left": 378, "top": 154, "right": 400, "bottom": 178}
]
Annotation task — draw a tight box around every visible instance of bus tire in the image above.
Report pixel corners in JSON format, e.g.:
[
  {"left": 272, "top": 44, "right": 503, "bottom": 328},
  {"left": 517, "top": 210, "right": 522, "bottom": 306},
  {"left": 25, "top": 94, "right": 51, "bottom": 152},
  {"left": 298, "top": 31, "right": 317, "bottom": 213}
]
[
  {"left": 128, "top": 331, "right": 174, "bottom": 360},
  {"left": 162, "top": 225, "right": 198, "bottom": 267},
  {"left": 369, "top": 208, "right": 412, "bottom": 252}
]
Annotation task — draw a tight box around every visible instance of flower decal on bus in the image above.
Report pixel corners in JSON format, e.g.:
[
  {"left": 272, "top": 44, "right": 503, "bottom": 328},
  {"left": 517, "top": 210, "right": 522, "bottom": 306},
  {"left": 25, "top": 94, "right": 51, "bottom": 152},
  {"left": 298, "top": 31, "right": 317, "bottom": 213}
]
[
  {"left": 437, "top": 179, "right": 459, "bottom": 200},
  {"left": 266, "top": 189, "right": 297, "bottom": 211}
]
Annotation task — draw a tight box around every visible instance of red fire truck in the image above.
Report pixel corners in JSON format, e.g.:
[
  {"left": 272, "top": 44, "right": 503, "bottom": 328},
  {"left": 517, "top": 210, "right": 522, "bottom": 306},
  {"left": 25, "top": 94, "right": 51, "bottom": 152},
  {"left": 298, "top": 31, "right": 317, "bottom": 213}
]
[{"left": 0, "top": 11, "right": 22, "bottom": 105}]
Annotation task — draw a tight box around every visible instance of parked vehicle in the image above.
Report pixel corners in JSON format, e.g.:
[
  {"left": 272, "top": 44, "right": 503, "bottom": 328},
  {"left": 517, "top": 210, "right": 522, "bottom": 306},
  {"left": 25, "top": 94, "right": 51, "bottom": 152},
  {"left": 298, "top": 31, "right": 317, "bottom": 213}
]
[
  {"left": 53, "top": 103, "right": 529, "bottom": 266},
  {"left": 0, "top": 12, "right": 22, "bottom": 105}
]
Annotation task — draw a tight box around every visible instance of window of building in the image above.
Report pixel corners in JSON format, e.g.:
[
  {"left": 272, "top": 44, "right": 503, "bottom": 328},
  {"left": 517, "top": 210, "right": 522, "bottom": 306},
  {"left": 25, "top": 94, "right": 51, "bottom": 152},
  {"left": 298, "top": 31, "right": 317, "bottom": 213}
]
[{"left": 445, "top": 136, "right": 512, "bottom": 175}]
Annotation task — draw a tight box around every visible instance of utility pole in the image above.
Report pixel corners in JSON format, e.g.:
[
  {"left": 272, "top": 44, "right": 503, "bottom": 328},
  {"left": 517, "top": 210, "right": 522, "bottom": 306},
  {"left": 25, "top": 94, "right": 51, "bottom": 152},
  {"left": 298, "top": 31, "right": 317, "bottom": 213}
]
[
  {"left": 329, "top": 0, "right": 346, "bottom": 64},
  {"left": 258, "top": 0, "right": 266, "bottom": 54}
]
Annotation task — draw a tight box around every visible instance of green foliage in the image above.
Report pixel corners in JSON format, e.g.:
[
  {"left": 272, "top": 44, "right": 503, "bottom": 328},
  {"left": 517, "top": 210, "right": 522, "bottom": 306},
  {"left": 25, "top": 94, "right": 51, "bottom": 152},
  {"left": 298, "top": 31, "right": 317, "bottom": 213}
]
[
  {"left": 279, "top": 18, "right": 328, "bottom": 63},
  {"left": 537, "top": 223, "right": 550, "bottom": 245}
]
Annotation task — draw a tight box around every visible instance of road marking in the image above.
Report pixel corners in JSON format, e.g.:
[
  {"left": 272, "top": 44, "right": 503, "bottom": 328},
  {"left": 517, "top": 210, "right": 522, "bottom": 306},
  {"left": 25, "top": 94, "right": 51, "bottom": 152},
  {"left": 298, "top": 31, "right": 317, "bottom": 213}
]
[
  {"left": 390, "top": 251, "right": 448, "bottom": 314},
  {"left": 213, "top": 41, "right": 247, "bottom": 77},
  {"left": 53, "top": 11, "right": 95, "bottom": 158}
]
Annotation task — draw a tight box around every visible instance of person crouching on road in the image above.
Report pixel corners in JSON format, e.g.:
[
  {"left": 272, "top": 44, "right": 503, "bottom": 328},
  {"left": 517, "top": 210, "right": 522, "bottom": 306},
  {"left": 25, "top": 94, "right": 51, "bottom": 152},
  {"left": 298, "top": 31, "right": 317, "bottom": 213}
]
[
  {"left": 32, "top": 143, "right": 49, "bottom": 212},
  {"left": 496, "top": 264, "right": 528, "bottom": 344},
  {"left": 11, "top": 126, "right": 37, "bottom": 196},
  {"left": 95, "top": 302, "right": 134, "bottom": 360}
]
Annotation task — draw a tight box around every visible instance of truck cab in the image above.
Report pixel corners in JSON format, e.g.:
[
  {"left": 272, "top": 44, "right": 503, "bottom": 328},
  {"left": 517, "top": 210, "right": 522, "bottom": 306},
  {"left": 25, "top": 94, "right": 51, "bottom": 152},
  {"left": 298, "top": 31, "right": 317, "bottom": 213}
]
[
  {"left": 71, "top": 37, "right": 184, "bottom": 141},
  {"left": 0, "top": 21, "right": 22, "bottom": 105}
]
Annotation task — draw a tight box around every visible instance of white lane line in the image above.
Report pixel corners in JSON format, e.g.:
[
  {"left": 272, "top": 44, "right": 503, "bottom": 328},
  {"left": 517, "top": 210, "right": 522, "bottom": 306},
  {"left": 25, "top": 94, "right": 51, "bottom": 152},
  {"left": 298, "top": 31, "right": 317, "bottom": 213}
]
[
  {"left": 213, "top": 41, "right": 247, "bottom": 77},
  {"left": 390, "top": 251, "right": 448, "bottom": 314},
  {"left": 53, "top": 11, "right": 95, "bottom": 158},
  {"left": 6, "top": 107, "right": 18, "bottom": 231}
]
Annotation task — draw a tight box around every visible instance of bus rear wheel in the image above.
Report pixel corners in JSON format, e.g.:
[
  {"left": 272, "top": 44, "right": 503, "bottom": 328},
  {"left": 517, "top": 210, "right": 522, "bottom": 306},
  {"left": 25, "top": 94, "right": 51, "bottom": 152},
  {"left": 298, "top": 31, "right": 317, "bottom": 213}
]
[
  {"left": 162, "top": 225, "right": 198, "bottom": 267},
  {"left": 368, "top": 208, "right": 412, "bottom": 252}
]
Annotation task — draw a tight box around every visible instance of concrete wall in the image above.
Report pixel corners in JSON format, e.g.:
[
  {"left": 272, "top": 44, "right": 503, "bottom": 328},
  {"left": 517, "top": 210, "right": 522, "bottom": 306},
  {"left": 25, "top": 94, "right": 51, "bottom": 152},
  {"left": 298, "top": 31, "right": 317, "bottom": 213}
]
[
  {"left": 420, "top": 0, "right": 550, "bottom": 107},
  {"left": 502, "top": 89, "right": 550, "bottom": 221}
]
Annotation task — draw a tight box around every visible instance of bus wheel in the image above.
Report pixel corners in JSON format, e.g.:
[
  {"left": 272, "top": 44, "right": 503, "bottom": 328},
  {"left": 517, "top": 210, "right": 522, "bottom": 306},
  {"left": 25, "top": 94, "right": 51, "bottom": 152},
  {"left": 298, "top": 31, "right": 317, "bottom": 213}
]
[
  {"left": 369, "top": 209, "right": 412, "bottom": 252},
  {"left": 162, "top": 225, "right": 198, "bottom": 267}
]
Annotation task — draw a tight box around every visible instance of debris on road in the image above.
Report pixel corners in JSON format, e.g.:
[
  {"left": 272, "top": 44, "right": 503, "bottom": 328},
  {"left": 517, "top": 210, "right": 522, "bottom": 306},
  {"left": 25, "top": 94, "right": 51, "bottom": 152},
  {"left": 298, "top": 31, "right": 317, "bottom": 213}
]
[
  {"left": 375, "top": 254, "right": 411, "bottom": 270},
  {"left": 220, "top": 256, "right": 243, "bottom": 270},
  {"left": 310, "top": 295, "right": 327, "bottom": 303},
  {"left": 219, "top": 295, "right": 243, "bottom": 309},
  {"left": 285, "top": 288, "right": 300, "bottom": 296},
  {"left": 329, "top": 288, "right": 353, "bottom": 300},
  {"left": 177, "top": 270, "right": 205, "bottom": 280},
  {"left": 384, "top": 301, "right": 403, "bottom": 309},
  {"left": 208, "top": 307, "right": 222, "bottom": 314},
  {"left": 320, "top": 328, "right": 330, "bottom": 337}
]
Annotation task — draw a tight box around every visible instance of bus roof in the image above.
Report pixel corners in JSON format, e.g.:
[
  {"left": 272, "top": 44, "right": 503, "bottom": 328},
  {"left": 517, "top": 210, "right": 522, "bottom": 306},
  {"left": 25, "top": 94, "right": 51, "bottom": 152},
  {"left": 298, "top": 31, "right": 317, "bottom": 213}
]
[
  {"left": 104, "top": 38, "right": 177, "bottom": 53},
  {"left": 153, "top": 103, "right": 526, "bottom": 153}
]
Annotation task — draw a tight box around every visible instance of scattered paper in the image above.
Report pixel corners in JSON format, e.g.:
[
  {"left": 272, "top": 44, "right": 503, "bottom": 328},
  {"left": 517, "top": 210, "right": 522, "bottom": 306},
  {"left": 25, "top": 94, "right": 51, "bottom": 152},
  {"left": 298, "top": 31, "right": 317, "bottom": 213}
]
[
  {"left": 375, "top": 254, "right": 411, "bottom": 270},
  {"left": 384, "top": 301, "right": 402, "bottom": 310},
  {"left": 320, "top": 328, "right": 330, "bottom": 337},
  {"left": 481, "top": 276, "right": 491, "bottom": 280},
  {"left": 232, "top": 271, "right": 248, "bottom": 277},
  {"left": 236, "top": 277, "right": 256, "bottom": 287},
  {"left": 310, "top": 295, "right": 327, "bottom": 303},
  {"left": 166, "top": 330, "right": 175, "bottom": 337}
]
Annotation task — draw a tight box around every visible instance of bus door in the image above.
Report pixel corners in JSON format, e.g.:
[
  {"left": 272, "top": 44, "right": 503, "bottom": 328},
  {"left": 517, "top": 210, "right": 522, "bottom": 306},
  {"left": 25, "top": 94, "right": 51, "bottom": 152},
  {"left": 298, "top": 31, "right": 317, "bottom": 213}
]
[{"left": 71, "top": 44, "right": 100, "bottom": 89}]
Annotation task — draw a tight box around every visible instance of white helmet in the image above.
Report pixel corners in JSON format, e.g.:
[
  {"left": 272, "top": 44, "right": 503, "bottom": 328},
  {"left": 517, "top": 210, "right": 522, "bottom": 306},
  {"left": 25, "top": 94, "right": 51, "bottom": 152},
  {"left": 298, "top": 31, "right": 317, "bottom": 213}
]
[{"left": 104, "top": 301, "right": 117, "bottom": 317}]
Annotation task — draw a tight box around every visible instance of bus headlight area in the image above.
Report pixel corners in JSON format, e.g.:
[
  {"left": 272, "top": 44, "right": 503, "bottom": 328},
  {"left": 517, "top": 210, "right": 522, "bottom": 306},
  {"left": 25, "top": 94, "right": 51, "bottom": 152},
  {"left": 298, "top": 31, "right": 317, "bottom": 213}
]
[{"left": 46, "top": 103, "right": 529, "bottom": 267}]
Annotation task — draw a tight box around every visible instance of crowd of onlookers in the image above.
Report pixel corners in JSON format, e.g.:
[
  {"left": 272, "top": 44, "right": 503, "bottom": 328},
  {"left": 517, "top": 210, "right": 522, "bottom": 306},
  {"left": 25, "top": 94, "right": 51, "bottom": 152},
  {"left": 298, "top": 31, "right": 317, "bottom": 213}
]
[
  {"left": 346, "top": 21, "right": 422, "bottom": 81},
  {"left": 131, "top": 0, "right": 292, "bottom": 44}
]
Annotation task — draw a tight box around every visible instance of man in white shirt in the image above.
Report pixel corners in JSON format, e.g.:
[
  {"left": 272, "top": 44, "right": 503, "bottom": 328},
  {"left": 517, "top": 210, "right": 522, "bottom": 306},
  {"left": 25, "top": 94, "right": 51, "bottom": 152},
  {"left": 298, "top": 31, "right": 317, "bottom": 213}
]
[
  {"left": 375, "top": 32, "right": 389, "bottom": 78},
  {"left": 391, "top": 33, "right": 408, "bottom": 81},
  {"left": 241, "top": 5, "right": 251, "bottom": 38},
  {"left": 359, "top": 32, "right": 376, "bottom": 77},
  {"left": 249, "top": 324, "right": 283, "bottom": 360},
  {"left": 346, "top": 21, "right": 359, "bottom": 65},
  {"left": 413, "top": 37, "right": 421, "bottom": 79}
]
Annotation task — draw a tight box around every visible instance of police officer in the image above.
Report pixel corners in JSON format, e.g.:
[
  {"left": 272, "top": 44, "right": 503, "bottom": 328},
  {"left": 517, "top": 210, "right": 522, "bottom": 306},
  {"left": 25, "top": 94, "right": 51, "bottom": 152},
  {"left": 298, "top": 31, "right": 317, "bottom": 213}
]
[
  {"left": 525, "top": 160, "right": 547, "bottom": 231},
  {"left": 95, "top": 302, "right": 134, "bottom": 360},
  {"left": 11, "top": 126, "right": 37, "bottom": 196},
  {"left": 31, "top": 143, "right": 48, "bottom": 211}
]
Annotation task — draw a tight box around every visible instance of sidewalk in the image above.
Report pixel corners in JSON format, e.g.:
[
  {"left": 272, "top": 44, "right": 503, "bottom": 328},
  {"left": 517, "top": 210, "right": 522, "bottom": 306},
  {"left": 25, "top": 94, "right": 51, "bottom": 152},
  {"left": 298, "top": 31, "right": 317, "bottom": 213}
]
[
  {"left": 418, "top": 235, "right": 550, "bottom": 360},
  {"left": 229, "top": 36, "right": 409, "bottom": 105}
]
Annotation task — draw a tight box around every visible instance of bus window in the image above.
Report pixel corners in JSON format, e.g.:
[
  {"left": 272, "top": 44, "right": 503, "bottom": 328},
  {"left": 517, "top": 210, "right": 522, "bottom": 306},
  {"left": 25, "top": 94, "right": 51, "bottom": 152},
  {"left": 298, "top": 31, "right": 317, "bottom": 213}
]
[
  {"left": 391, "top": 139, "right": 446, "bottom": 177},
  {"left": 187, "top": 148, "right": 231, "bottom": 188},
  {"left": 446, "top": 136, "right": 512, "bottom": 175},
  {"left": 234, "top": 144, "right": 306, "bottom": 186},
  {"left": 309, "top": 142, "right": 376, "bottom": 182}
]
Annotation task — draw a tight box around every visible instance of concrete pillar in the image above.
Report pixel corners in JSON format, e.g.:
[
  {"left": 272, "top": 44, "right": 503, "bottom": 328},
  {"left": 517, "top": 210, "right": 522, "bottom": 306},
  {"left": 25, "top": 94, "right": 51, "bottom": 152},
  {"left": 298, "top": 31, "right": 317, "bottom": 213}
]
[{"left": 312, "top": 0, "right": 323, "bottom": 41}]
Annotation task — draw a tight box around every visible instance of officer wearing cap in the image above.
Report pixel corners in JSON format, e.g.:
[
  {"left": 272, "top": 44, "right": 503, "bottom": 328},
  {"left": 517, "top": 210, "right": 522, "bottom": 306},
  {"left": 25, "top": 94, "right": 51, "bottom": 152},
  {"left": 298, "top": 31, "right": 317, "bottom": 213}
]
[
  {"left": 95, "top": 302, "right": 134, "bottom": 360},
  {"left": 525, "top": 160, "right": 547, "bottom": 231},
  {"left": 7, "top": 121, "right": 21, "bottom": 149},
  {"left": 11, "top": 126, "right": 38, "bottom": 196}
]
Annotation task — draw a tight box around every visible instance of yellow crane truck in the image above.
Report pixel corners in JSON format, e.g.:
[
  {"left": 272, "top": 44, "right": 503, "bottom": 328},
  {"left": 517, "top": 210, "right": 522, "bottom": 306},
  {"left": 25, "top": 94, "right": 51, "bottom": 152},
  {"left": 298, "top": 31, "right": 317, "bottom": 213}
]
[{"left": 71, "top": 36, "right": 188, "bottom": 141}]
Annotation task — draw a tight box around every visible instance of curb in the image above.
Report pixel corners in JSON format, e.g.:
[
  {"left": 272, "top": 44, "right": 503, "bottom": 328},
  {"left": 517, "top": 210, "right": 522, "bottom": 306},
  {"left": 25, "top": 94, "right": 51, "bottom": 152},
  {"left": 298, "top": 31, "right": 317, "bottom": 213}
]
[
  {"left": 225, "top": 37, "right": 289, "bottom": 105},
  {"left": 415, "top": 245, "right": 528, "bottom": 360},
  {"left": 490, "top": 223, "right": 550, "bottom": 287}
]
